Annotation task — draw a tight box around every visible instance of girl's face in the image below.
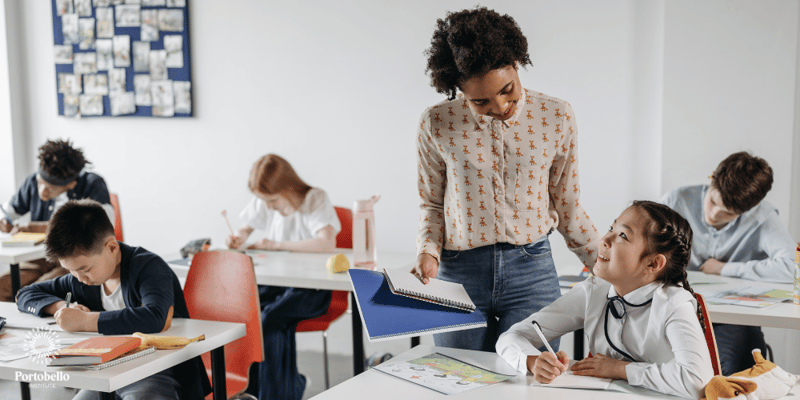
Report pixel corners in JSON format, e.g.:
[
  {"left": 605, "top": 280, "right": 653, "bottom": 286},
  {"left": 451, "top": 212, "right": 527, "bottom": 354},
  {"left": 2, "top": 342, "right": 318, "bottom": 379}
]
[
  {"left": 594, "top": 207, "right": 661, "bottom": 295},
  {"left": 459, "top": 64, "right": 523, "bottom": 121},
  {"left": 255, "top": 192, "right": 296, "bottom": 217}
]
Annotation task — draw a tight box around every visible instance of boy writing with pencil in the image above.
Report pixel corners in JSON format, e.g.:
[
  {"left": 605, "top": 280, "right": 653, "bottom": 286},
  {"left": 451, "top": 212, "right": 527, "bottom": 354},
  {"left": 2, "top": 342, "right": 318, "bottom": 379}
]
[
  {"left": 16, "top": 199, "right": 209, "bottom": 400},
  {"left": 0, "top": 139, "right": 114, "bottom": 301},
  {"left": 660, "top": 151, "right": 796, "bottom": 375}
]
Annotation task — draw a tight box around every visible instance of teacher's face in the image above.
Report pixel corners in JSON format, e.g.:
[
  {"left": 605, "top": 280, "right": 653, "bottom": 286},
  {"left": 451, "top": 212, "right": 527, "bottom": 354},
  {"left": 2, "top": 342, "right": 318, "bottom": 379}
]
[{"left": 459, "top": 64, "right": 523, "bottom": 121}]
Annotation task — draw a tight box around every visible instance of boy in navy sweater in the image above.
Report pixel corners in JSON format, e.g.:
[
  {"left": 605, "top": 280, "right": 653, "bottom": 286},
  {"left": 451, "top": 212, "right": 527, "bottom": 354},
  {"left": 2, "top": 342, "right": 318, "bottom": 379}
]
[
  {"left": 16, "top": 199, "right": 209, "bottom": 400},
  {"left": 0, "top": 139, "right": 113, "bottom": 301}
]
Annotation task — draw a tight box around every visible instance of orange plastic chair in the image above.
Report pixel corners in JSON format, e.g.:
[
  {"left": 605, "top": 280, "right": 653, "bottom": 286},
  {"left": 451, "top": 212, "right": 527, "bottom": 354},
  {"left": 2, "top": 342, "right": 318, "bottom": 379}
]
[
  {"left": 295, "top": 206, "right": 352, "bottom": 389},
  {"left": 694, "top": 293, "right": 722, "bottom": 376},
  {"left": 109, "top": 193, "right": 124, "bottom": 242},
  {"left": 184, "top": 251, "right": 264, "bottom": 400}
]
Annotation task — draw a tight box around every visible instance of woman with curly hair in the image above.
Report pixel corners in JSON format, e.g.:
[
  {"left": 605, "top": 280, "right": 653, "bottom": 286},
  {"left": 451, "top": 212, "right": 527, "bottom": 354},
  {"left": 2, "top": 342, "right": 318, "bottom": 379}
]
[
  {"left": 0, "top": 139, "right": 113, "bottom": 301},
  {"left": 412, "top": 7, "right": 600, "bottom": 351}
]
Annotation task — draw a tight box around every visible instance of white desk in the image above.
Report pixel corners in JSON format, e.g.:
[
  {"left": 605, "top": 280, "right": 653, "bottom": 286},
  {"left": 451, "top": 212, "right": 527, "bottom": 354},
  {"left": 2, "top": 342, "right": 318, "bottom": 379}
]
[
  {"left": 167, "top": 250, "right": 416, "bottom": 376},
  {"left": 311, "top": 344, "right": 800, "bottom": 400},
  {"left": 0, "top": 233, "right": 47, "bottom": 299},
  {"left": 689, "top": 271, "right": 800, "bottom": 330},
  {"left": 0, "top": 302, "right": 246, "bottom": 400}
]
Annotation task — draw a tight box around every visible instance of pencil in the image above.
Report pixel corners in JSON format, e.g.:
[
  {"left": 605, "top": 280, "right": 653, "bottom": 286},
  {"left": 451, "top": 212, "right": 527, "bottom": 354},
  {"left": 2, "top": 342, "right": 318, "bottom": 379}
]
[
  {"left": 221, "top": 210, "right": 235, "bottom": 237},
  {"left": 65, "top": 292, "right": 72, "bottom": 309}
]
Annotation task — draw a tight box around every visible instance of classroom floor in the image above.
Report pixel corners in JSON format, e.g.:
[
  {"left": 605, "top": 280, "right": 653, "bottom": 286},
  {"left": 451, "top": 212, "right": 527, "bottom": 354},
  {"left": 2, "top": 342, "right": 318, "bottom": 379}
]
[{"left": 0, "top": 350, "right": 353, "bottom": 400}]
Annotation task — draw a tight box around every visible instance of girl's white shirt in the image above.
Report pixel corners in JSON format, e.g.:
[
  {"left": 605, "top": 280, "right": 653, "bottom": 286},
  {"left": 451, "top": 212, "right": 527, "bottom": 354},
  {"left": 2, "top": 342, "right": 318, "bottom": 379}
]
[
  {"left": 239, "top": 187, "right": 341, "bottom": 242},
  {"left": 495, "top": 276, "right": 713, "bottom": 399}
]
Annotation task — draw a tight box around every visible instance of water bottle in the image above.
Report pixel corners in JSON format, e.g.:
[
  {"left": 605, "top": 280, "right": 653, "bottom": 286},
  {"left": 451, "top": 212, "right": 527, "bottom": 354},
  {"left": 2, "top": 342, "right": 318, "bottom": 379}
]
[{"left": 353, "top": 195, "right": 380, "bottom": 269}]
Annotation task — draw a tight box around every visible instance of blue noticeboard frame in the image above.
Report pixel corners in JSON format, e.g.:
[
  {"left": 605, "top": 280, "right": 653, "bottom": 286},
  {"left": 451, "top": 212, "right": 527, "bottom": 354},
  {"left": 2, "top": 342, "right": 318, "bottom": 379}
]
[{"left": 50, "top": 0, "right": 192, "bottom": 117}]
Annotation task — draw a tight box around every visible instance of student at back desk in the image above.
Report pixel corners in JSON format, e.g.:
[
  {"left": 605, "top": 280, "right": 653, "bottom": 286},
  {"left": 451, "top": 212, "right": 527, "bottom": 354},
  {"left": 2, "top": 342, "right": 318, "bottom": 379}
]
[
  {"left": 0, "top": 139, "right": 114, "bottom": 302},
  {"left": 226, "top": 154, "right": 340, "bottom": 400},
  {"left": 16, "top": 199, "right": 209, "bottom": 400}
]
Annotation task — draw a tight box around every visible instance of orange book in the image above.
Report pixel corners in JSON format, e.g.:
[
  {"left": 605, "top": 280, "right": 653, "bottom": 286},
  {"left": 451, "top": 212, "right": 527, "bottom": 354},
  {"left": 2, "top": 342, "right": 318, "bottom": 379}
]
[{"left": 49, "top": 336, "right": 142, "bottom": 366}]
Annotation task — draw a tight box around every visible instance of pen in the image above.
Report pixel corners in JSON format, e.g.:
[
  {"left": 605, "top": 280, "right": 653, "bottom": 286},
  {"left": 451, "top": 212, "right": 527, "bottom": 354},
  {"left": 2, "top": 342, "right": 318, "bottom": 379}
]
[
  {"left": 64, "top": 292, "right": 72, "bottom": 309},
  {"left": 221, "top": 210, "right": 235, "bottom": 237},
  {"left": 531, "top": 320, "right": 555, "bottom": 355}
]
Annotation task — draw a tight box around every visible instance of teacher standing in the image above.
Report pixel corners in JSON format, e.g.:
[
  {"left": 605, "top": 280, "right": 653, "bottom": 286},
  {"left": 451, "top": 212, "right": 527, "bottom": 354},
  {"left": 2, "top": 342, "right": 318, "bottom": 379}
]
[{"left": 412, "top": 7, "right": 599, "bottom": 352}]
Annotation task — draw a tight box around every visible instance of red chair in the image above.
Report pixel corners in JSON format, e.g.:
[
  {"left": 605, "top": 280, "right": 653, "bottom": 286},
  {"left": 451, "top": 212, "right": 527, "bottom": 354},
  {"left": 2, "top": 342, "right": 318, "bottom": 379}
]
[
  {"left": 184, "top": 251, "right": 264, "bottom": 400},
  {"left": 109, "top": 193, "right": 123, "bottom": 242},
  {"left": 695, "top": 293, "right": 722, "bottom": 376},
  {"left": 296, "top": 206, "right": 352, "bottom": 389}
]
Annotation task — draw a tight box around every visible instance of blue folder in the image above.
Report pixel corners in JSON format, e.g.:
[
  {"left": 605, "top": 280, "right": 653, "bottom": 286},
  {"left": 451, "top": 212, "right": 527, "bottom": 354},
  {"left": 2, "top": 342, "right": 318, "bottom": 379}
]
[{"left": 348, "top": 269, "right": 487, "bottom": 341}]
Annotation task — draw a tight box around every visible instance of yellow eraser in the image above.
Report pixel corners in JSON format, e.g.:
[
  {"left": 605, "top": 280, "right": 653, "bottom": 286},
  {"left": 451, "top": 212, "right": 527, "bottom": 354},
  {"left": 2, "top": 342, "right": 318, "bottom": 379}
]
[{"left": 326, "top": 254, "right": 350, "bottom": 273}]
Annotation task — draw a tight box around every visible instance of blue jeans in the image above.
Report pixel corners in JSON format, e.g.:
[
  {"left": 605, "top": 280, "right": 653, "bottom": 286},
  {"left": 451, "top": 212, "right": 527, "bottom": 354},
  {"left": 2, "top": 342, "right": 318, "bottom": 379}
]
[
  {"left": 73, "top": 369, "right": 181, "bottom": 400},
  {"left": 256, "top": 286, "right": 332, "bottom": 400},
  {"left": 433, "top": 237, "right": 561, "bottom": 352},
  {"left": 714, "top": 323, "right": 766, "bottom": 376}
]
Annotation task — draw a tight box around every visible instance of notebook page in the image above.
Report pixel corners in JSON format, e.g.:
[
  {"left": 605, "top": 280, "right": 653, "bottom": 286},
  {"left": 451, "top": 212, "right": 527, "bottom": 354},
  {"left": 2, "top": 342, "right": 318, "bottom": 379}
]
[
  {"left": 384, "top": 269, "right": 475, "bottom": 310},
  {"left": 531, "top": 371, "right": 611, "bottom": 389}
]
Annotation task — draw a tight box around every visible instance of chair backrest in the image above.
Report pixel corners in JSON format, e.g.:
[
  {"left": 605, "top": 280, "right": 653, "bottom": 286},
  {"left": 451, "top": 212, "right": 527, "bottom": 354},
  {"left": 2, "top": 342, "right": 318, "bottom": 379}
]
[
  {"left": 109, "top": 193, "right": 124, "bottom": 242},
  {"left": 184, "top": 251, "right": 264, "bottom": 398},
  {"left": 334, "top": 206, "right": 353, "bottom": 249},
  {"left": 694, "top": 293, "right": 722, "bottom": 376}
]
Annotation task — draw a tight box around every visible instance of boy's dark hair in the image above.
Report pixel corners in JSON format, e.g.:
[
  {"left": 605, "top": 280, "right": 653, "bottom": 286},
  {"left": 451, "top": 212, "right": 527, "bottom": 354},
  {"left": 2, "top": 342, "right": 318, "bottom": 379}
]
[
  {"left": 631, "top": 200, "right": 704, "bottom": 329},
  {"left": 45, "top": 199, "right": 115, "bottom": 262},
  {"left": 711, "top": 152, "right": 773, "bottom": 214},
  {"left": 38, "top": 139, "right": 89, "bottom": 182},
  {"left": 425, "top": 6, "right": 532, "bottom": 100}
]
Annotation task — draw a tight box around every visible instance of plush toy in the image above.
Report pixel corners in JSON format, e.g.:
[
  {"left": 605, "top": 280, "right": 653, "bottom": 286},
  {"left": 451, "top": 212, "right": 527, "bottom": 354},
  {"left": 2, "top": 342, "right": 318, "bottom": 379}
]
[{"left": 702, "top": 350, "right": 799, "bottom": 400}]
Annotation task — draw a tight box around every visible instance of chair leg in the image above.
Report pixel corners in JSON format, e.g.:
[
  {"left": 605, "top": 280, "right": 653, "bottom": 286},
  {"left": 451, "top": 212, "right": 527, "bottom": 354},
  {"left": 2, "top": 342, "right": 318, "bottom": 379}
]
[{"left": 322, "top": 331, "right": 330, "bottom": 390}]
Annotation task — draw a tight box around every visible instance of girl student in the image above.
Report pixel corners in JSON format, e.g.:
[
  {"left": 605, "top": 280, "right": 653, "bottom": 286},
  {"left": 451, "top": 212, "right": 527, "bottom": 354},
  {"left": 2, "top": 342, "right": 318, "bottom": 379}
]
[
  {"left": 226, "top": 154, "right": 340, "bottom": 400},
  {"left": 412, "top": 6, "right": 599, "bottom": 352},
  {"left": 496, "top": 201, "right": 714, "bottom": 399}
]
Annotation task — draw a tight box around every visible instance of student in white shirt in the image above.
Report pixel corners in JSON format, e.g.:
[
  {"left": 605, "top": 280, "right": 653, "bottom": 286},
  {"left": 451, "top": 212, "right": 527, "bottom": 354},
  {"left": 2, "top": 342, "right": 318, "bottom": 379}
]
[
  {"left": 496, "top": 201, "right": 714, "bottom": 399},
  {"left": 226, "top": 154, "right": 341, "bottom": 400}
]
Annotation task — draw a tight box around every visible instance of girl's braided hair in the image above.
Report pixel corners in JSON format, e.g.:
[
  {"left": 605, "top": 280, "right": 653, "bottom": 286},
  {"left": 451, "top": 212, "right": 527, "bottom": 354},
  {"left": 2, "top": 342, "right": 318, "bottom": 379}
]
[
  {"left": 425, "top": 6, "right": 532, "bottom": 100},
  {"left": 631, "top": 200, "right": 705, "bottom": 330}
]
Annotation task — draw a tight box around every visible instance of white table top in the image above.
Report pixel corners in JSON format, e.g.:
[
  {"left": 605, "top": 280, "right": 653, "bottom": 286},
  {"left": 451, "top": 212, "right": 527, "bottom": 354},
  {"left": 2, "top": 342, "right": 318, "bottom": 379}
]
[
  {"left": 0, "top": 302, "right": 246, "bottom": 392},
  {"left": 168, "top": 250, "right": 416, "bottom": 291},
  {"left": 688, "top": 271, "right": 800, "bottom": 330},
  {"left": 311, "top": 344, "right": 800, "bottom": 400},
  {"left": 0, "top": 233, "right": 46, "bottom": 264}
]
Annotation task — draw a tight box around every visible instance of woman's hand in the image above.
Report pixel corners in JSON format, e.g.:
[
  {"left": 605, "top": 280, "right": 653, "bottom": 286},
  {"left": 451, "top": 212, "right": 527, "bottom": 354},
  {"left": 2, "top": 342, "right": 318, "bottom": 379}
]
[
  {"left": 410, "top": 253, "right": 439, "bottom": 284},
  {"left": 571, "top": 353, "right": 629, "bottom": 380},
  {"left": 529, "top": 351, "right": 569, "bottom": 384}
]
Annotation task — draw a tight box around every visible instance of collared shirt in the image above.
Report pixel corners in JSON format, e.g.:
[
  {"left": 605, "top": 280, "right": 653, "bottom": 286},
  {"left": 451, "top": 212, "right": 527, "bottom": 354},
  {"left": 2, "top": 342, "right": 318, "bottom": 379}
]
[
  {"left": 239, "top": 187, "right": 341, "bottom": 241},
  {"left": 416, "top": 89, "right": 598, "bottom": 267},
  {"left": 660, "top": 185, "right": 795, "bottom": 283},
  {"left": 496, "top": 277, "right": 713, "bottom": 399}
]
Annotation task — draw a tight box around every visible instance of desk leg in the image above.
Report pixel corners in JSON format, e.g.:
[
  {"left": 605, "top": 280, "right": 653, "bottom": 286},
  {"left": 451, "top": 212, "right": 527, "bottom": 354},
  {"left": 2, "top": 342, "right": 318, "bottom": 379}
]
[
  {"left": 10, "top": 263, "right": 21, "bottom": 301},
  {"left": 350, "top": 292, "right": 364, "bottom": 375},
  {"left": 573, "top": 328, "right": 584, "bottom": 359},
  {"left": 411, "top": 336, "right": 420, "bottom": 347},
  {"left": 97, "top": 392, "right": 115, "bottom": 400},
  {"left": 211, "top": 346, "right": 227, "bottom": 400},
  {"left": 19, "top": 381, "right": 30, "bottom": 400}
]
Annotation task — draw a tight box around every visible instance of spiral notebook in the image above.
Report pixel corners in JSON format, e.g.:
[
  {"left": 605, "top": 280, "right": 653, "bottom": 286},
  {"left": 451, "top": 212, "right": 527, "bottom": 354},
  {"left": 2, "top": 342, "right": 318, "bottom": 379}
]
[
  {"left": 384, "top": 269, "right": 476, "bottom": 312},
  {"left": 51, "top": 346, "right": 156, "bottom": 370}
]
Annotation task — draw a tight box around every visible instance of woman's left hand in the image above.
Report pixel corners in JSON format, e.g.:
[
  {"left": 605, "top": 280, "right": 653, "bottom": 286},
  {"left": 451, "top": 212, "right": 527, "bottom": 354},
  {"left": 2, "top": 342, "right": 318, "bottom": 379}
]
[{"left": 570, "top": 353, "right": 629, "bottom": 380}]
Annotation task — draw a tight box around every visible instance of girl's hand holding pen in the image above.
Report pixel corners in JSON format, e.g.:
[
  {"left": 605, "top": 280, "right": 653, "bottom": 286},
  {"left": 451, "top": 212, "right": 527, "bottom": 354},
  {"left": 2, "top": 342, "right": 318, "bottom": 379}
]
[
  {"left": 529, "top": 351, "right": 570, "bottom": 384},
  {"left": 225, "top": 235, "right": 244, "bottom": 249}
]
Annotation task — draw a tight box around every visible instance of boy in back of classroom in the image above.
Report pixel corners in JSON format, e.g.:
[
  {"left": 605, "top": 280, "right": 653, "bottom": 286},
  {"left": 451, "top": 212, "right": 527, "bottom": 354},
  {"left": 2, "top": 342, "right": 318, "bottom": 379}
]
[
  {"left": 660, "top": 151, "right": 795, "bottom": 375},
  {"left": 0, "top": 139, "right": 114, "bottom": 301},
  {"left": 16, "top": 199, "right": 209, "bottom": 400}
]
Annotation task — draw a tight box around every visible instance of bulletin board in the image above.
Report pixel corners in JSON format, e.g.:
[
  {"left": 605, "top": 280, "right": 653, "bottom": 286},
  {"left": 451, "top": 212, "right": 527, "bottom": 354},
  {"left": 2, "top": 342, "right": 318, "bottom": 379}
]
[{"left": 50, "top": 0, "right": 192, "bottom": 118}]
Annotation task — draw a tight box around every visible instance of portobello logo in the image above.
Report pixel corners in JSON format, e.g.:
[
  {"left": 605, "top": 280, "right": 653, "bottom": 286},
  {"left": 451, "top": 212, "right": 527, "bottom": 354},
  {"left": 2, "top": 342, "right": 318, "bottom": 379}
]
[{"left": 23, "top": 326, "right": 62, "bottom": 366}]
